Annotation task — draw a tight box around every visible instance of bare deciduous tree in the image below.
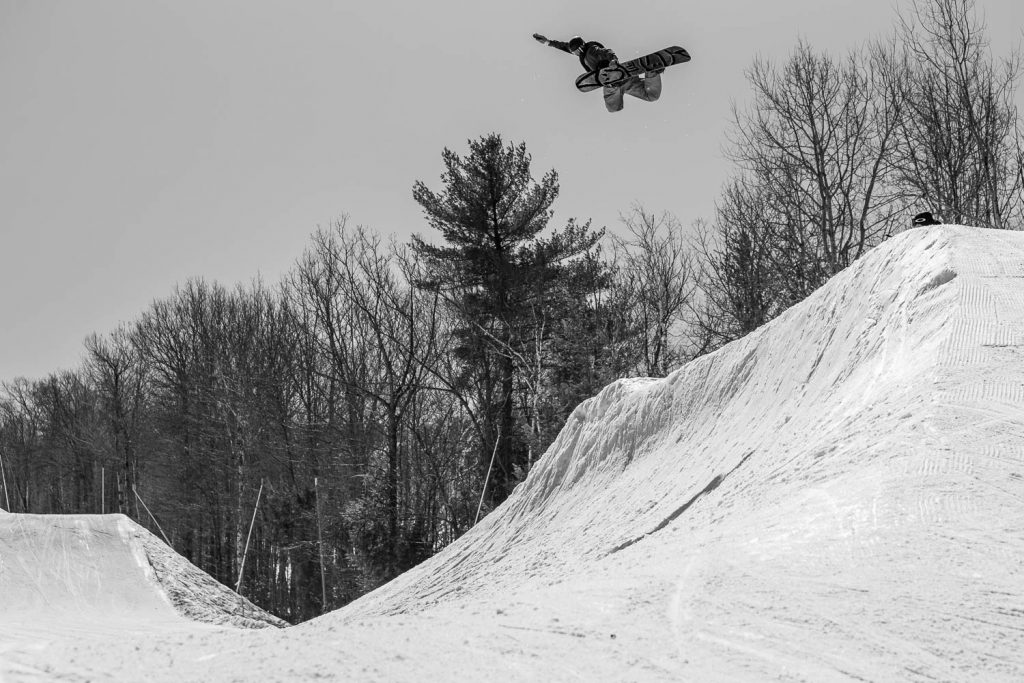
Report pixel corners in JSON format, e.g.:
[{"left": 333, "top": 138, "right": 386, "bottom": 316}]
[
  {"left": 84, "top": 328, "right": 148, "bottom": 514},
  {"left": 894, "top": 0, "right": 1023, "bottom": 228},
  {"left": 729, "top": 39, "right": 905, "bottom": 277},
  {"left": 695, "top": 39, "right": 910, "bottom": 351},
  {"left": 612, "top": 206, "right": 698, "bottom": 376},
  {"left": 693, "top": 185, "right": 783, "bottom": 349}
]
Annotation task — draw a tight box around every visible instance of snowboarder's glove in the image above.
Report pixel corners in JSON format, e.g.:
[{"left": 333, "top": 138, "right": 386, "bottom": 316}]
[{"left": 533, "top": 33, "right": 549, "bottom": 45}]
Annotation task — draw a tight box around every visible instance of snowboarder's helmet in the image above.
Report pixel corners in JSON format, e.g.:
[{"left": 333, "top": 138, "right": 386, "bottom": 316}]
[{"left": 568, "top": 36, "right": 585, "bottom": 54}]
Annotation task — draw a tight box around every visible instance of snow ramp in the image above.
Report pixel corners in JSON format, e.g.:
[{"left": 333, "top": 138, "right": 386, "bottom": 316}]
[
  {"left": 0, "top": 512, "right": 284, "bottom": 629},
  {"left": 335, "top": 225, "right": 1024, "bottom": 680}
]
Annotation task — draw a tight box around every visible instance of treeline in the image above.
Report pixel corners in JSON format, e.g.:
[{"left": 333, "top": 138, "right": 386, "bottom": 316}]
[
  {"left": 0, "top": 139, "right": 702, "bottom": 623},
  {"left": 1, "top": 0, "right": 1020, "bottom": 624}
]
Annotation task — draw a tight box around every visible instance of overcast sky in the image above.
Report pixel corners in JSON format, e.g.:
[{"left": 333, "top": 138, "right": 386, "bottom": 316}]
[{"left": 1, "top": 0, "right": 1021, "bottom": 382}]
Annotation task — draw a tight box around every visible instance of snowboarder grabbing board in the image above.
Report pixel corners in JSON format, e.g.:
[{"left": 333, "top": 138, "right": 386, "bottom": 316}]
[{"left": 533, "top": 34, "right": 690, "bottom": 113}]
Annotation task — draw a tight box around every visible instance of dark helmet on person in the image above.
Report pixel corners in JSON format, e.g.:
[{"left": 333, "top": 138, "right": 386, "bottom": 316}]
[
  {"left": 912, "top": 211, "right": 942, "bottom": 227},
  {"left": 568, "top": 36, "right": 585, "bottom": 54}
]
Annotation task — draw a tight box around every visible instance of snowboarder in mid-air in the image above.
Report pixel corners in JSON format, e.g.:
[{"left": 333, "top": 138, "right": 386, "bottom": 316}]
[{"left": 533, "top": 33, "right": 663, "bottom": 113}]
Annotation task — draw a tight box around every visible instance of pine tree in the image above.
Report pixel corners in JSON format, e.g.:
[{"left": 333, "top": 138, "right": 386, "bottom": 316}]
[{"left": 411, "top": 133, "right": 602, "bottom": 509}]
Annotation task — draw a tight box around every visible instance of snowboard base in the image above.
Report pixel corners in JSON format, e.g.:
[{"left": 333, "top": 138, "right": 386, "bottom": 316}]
[{"left": 575, "top": 46, "right": 690, "bottom": 92}]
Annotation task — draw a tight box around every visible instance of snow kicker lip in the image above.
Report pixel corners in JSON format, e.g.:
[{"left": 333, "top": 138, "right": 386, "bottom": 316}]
[{"left": 0, "top": 513, "right": 286, "bottom": 629}]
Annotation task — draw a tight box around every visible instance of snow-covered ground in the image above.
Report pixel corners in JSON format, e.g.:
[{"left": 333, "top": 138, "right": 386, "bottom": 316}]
[{"left": 2, "top": 225, "right": 1022, "bottom": 681}]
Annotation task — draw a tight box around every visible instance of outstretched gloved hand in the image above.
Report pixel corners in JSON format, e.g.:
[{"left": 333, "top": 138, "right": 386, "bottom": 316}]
[{"left": 533, "top": 33, "right": 549, "bottom": 45}]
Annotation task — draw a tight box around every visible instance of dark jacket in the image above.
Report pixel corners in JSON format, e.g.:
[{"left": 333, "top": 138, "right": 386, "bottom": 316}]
[{"left": 546, "top": 39, "right": 617, "bottom": 71}]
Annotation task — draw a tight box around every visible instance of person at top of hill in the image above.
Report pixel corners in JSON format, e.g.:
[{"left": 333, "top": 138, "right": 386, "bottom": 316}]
[
  {"left": 912, "top": 211, "right": 942, "bottom": 227},
  {"left": 532, "top": 33, "right": 663, "bottom": 113}
]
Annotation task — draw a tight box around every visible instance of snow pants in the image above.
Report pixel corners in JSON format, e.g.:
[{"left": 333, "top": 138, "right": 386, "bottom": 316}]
[{"left": 603, "top": 73, "right": 662, "bottom": 112}]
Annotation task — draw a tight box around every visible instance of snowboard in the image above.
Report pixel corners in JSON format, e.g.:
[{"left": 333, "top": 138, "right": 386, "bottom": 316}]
[{"left": 575, "top": 46, "right": 690, "bottom": 92}]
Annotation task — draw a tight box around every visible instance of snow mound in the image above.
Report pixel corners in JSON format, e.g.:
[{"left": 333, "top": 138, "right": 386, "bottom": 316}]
[
  {"left": 2, "top": 226, "right": 1021, "bottom": 681},
  {"left": 0, "top": 513, "right": 285, "bottom": 629},
  {"left": 334, "top": 225, "right": 1024, "bottom": 680}
]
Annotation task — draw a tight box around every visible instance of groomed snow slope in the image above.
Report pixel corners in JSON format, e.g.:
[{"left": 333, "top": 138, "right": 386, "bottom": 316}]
[
  {"left": 1, "top": 225, "right": 1022, "bottom": 681},
  {"left": 327, "top": 224, "right": 1024, "bottom": 679}
]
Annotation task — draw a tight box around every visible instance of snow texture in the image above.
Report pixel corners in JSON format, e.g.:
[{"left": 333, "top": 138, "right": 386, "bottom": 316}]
[
  {"left": 1, "top": 225, "right": 1022, "bottom": 681},
  {"left": 0, "top": 513, "right": 284, "bottom": 629}
]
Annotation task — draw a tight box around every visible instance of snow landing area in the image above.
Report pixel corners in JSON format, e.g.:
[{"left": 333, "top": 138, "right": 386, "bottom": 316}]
[{"left": 2, "top": 225, "right": 1023, "bottom": 681}]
